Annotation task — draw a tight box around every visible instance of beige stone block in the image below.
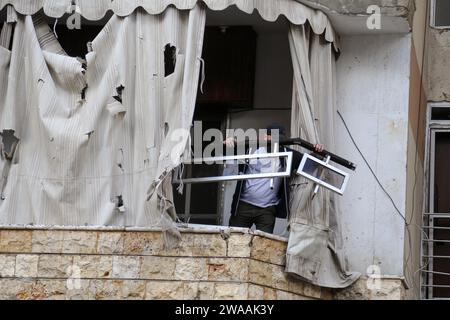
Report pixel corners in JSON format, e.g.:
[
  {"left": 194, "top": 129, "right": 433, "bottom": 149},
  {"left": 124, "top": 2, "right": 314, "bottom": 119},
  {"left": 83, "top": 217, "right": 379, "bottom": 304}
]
[
  {"left": 73, "top": 255, "right": 113, "bottom": 278},
  {"left": 35, "top": 280, "right": 67, "bottom": 300},
  {"left": 320, "top": 288, "right": 334, "bottom": 300},
  {"left": 248, "top": 284, "right": 278, "bottom": 300},
  {"left": 0, "top": 230, "right": 32, "bottom": 253},
  {"left": 15, "top": 254, "right": 39, "bottom": 277},
  {"left": 112, "top": 256, "right": 141, "bottom": 279},
  {"left": 140, "top": 256, "right": 176, "bottom": 279},
  {"left": 0, "top": 278, "right": 67, "bottom": 300},
  {"left": 263, "top": 287, "right": 278, "bottom": 300},
  {"left": 214, "top": 283, "right": 248, "bottom": 300},
  {"left": 89, "top": 280, "right": 123, "bottom": 300},
  {"left": 121, "top": 280, "right": 146, "bottom": 300},
  {"left": 2, "top": 279, "right": 39, "bottom": 300},
  {"left": 0, "top": 254, "right": 16, "bottom": 277},
  {"left": 32, "top": 230, "right": 64, "bottom": 253},
  {"left": 145, "top": 281, "right": 184, "bottom": 300},
  {"left": 122, "top": 232, "right": 162, "bottom": 255},
  {"left": 183, "top": 282, "right": 200, "bottom": 300},
  {"left": 0, "top": 279, "right": 34, "bottom": 299},
  {"left": 0, "top": 279, "right": 66, "bottom": 300},
  {"left": 251, "top": 236, "right": 286, "bottom": 265},
  {"left": 302, "top": 283, "right": 322, "bottom": 299},
  {"left": 325, "top": 278, "right": 406, "bottom": 300},
  {"left": 66, "top": 279, "right": 91, "bottom": 300},
  {"left": 207, "top": 258, "right": 248, "bottom": 282},
  {"left": 180, "top": 282, "right": 215, "bottom": 300},
  {"left": 197, "top": 282, "right": 215, "bottom": 299},
  {"left": 190, "top": 234, "right": 227, "bottom": 256},
  {"left": 285, "top": 277, "right": 322, "bottom": 298},
  {"left": 227, "top": 234, "right": 252, "bottom": 257},
  {"left": 248, "top": 284, "right": 264, "bottom": 299},
  {"left": 161, "top": 233, "right": 227, "bottom": 257},
  {"left": 62, "top": 231, "right": 97, "bottom": 254},
  {"left": 175, "top": 258, "right": 208, "bottom": 281},
  {"left": 286, "top": 277, "right": 304, "bottom": 296},
  {"left": 276, "top": 290, "right": 313, "bottom": 300},
  {"left": 97, "top": 232, "right": 124, "bottom": 254},
  {"left": 248, "top": 259, "right": 288, "bottom": 291},
  {"left": 160, "top": 233, "right": 195, "bottom": 256},
  {"left": 38, "top": 255, "right": 73, "bottom": 278}
]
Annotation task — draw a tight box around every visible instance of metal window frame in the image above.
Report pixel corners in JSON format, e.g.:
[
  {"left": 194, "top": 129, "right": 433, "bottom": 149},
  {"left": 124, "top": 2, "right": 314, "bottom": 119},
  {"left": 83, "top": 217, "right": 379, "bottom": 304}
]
[
  {"left": 430, "top": 0, "right": 450, "bottom": 29},
  {"left": 425, "top": 128, "right": 450, "bottom": 299},
  {"left": 173, "top": 152, "right": 293, "bottom": 184},
  {"left": 421, "top": 103, "right": 450, "bottom": 299},
  {"left": 296, "top": 153, "right": 349, "bottom": 196},
  {"left": 429, "top": 103, "right": 450, "bottom": 125}
]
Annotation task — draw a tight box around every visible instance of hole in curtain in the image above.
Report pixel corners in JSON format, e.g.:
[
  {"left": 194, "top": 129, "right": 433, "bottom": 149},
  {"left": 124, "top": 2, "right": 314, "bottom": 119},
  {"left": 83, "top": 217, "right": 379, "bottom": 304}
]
[
  {"left": 113, "top": 85, "right": 125, "bottom": 103},
  {"left": 164, "top": 43, "right": 177, "bottom": 77},
  {"left": 0, "top": 130, "right": 19, "bottom": 161},
  {"left": 116, "top": 195, "right": 125, "bottom": 212},
  {"left": 164, "top": 122, "right": 169, "bottom": 137}
]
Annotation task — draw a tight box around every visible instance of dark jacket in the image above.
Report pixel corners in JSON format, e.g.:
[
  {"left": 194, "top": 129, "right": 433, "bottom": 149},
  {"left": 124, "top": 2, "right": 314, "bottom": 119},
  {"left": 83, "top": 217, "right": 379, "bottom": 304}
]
[{"left": 230, "top": 146, "right": 304, "bottom": 219}]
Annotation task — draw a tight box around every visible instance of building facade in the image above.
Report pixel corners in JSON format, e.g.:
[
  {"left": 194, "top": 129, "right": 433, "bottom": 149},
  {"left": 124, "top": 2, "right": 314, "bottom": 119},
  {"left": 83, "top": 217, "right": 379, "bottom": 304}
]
[{"left": 0, "top": 0, "right": 439, "bottom": 300}]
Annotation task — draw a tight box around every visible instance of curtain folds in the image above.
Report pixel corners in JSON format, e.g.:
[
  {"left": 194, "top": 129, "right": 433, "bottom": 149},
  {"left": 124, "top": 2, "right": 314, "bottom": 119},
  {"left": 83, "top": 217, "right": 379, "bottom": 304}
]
[
  {"left": 0, "top": 5, "right": 206, "bottom": 243},
  {"left": 287, "top": 23, "right": 360, "bottom": 288},
  {"left": 0, "top": 0, "right": 339, "bottom": 49}
]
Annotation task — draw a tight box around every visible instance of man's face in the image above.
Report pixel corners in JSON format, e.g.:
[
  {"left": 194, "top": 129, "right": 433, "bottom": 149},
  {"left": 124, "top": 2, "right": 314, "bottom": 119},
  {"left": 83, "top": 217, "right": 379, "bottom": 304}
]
[{"left": 264, "top": 134, "right": 272, "bottom": 142}]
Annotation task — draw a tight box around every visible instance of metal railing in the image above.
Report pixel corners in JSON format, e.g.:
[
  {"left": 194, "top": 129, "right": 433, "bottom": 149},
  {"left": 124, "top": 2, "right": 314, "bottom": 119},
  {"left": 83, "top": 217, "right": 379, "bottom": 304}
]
[{"left": 421, "top": 214, "right": 450, "bottom": 299}]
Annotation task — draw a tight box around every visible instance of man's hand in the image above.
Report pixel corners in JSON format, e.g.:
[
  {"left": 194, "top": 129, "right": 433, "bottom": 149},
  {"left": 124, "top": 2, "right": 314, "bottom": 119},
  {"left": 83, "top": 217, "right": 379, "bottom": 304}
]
[
  {"left": 223, "top": 137, "right": 236, "bottom": 148},
  {"left": 314, "top": 144, "right": 324, "bottom": 153}
]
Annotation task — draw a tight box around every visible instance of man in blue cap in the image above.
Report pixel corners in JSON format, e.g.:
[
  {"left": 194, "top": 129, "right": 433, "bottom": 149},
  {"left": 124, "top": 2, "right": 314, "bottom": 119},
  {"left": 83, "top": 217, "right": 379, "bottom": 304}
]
[{"left": 224, "top": 124, "right": 323, "bottom": 234}]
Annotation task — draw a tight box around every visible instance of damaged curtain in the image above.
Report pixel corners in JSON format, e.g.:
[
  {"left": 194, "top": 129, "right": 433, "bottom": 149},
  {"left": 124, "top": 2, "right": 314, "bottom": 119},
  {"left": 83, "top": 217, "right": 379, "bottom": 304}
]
[
  {"left": 0, "top": 5, "right": 205, "bottom": 238},
  {"left": 286, "top": 24, "right": 360, "bottom": 288}
]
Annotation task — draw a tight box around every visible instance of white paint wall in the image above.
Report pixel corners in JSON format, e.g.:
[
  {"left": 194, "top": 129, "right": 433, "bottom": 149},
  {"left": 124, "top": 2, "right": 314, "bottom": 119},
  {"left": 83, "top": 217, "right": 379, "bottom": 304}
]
[{"left": 335, "top": 34, "right": 412, "bottom": 275}]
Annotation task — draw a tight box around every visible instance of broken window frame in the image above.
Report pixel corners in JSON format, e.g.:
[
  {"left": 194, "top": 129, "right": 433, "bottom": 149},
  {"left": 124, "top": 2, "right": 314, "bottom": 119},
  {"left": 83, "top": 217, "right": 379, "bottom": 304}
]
[
  {"left": 173, "top": 151, "right": 293, "bottom": 184},
  {"left": 430, "top": 0, "right": 450, "bottom": 29},
  {"left": 296, "top": 153, "right": 349, "bottom": 196}
]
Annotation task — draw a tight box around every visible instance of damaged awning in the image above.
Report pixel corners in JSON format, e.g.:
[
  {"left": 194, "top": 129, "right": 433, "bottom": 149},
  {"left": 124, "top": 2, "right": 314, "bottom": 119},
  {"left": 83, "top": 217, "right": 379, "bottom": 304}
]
[{"left": 0, "top": 0, "right": 339, "bottom": 49}]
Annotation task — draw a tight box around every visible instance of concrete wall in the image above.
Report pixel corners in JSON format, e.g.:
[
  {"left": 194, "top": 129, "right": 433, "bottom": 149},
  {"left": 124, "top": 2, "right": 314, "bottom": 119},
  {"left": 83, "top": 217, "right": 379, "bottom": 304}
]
[{"left": 335, "top": 34, "right": 412, "bottom": 276}]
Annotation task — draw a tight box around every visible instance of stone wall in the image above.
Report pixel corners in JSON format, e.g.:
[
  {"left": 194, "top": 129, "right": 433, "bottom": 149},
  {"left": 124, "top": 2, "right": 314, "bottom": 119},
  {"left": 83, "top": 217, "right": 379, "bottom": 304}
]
[{"left": 0, "top": 226, "right": 406, "bottom": 300}]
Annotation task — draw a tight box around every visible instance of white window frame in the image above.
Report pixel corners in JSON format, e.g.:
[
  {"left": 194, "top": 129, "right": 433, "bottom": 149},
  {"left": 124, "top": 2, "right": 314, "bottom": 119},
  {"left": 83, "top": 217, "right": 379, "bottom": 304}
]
[
  {"left": 430, "top": 0, "right": 450, "bottom": 29},
  {"left": 174, "top": 151, "right": 293, "bottom": 184},
  {"left": 296, "top": 153, "right": 349, "bottom": 196}
]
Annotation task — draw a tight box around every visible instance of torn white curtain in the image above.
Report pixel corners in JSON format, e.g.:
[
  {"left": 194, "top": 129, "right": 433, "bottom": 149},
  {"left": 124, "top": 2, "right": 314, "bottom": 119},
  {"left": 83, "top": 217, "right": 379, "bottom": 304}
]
[
  {"left": 287, "top": 24, "right": 360, "bottom": 288},
  {"left": 0, "top": 0, "right": 339, "bottom": 49},
  {"left": 0, "top": 6, "right": 206, "bottom": 229}
]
